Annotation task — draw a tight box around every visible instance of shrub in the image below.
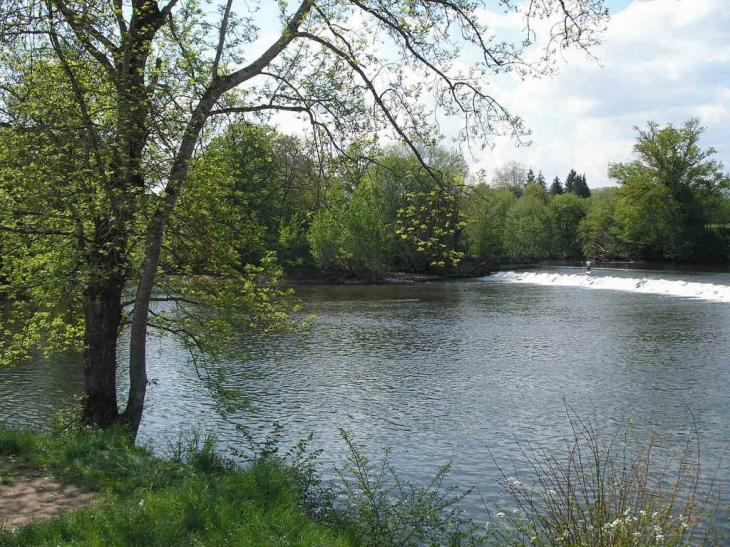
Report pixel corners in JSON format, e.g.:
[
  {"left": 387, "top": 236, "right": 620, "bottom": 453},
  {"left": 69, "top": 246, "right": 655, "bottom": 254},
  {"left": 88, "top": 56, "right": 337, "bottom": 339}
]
[{"left": 484, "top": 410, "right": 726, "bottom": 546}]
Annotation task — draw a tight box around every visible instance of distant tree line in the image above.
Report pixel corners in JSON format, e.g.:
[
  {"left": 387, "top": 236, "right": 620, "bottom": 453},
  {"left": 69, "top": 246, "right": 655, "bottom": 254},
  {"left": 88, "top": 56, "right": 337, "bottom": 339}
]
[{"left": 192, "top": 118, "right": 729, "bottom": 274}]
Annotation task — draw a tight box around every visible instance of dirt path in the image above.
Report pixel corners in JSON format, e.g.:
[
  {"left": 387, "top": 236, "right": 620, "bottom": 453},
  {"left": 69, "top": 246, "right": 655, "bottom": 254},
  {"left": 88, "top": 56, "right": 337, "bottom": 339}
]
[{"left": 0, "top": 462, "right": 96, "bottom": 530}]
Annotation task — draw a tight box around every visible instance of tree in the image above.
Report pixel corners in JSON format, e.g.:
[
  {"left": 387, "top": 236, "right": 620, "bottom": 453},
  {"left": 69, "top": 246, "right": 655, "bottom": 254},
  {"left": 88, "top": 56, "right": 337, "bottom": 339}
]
[
  {"left": 0, "top": 0, "right": 608, "bottom": 437},
  {"left": 526, "top": 168, "right": 536, "bottom": 185},
  {"left": 372, "top": 146, "right": 468, "bottom": 271},
  {"left": 493, "top": 161, "right": 528, "bottom": 197},
  {"left": 197, "top": 122, "right": 319, "bottom": 271},
  {"left": 573, "top": 173, "right": 591, "bottom": 198},
  {"left": 523, "top": 181, "right": 550, "bottom": 204},
  {"left": 564, "top": 169, "right": 579, "bottom": 194},
  {"left": 579, "top": 188, "right": 624, "bottom": 260},
  {"left": 609, "top": 119, "right": 729, "bottom": 261},
  {"left": 549, "top": 193, "right": 588, "bottom": 258},
  {"left": 550, "top": 176, "right": 564, "bottom": 196},
  {"left": 536, "top": 171, "right": 547, "bottom": 188},
  {"left": 503, "top": 195, "right": 553, "bottom": 259},
  {"left": 463, "top": 186, "right": 516, "bottom": 259}
]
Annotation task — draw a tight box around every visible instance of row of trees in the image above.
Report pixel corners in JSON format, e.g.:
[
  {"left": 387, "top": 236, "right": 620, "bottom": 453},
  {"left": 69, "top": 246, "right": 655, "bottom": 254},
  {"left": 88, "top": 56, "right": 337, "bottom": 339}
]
[
  {"left": 182, "top": 117, "right": 730, "bottom": 271},
  {"left": 469, "top": 119, "right": 730, "bottom": 263},
  {"left": 490, "top": 162, "right": 591, "bottom": 199}
]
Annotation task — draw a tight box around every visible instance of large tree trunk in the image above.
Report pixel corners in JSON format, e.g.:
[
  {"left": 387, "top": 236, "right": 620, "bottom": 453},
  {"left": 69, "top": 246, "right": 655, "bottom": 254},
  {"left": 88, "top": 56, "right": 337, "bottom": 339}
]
[{"left": 82, "top": 281, "right": 124, "bottom": 428}]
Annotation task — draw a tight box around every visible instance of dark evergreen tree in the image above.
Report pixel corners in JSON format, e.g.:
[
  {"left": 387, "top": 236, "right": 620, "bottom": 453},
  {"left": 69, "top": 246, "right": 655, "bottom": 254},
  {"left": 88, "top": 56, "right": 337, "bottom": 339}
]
[
  {"left": 573, "top": 173, "right": 591, "bottom": 198},
  {"left": 550, "top": 176, "right": 564, "bottom": 196},
  {"left": 564, "top": 169, "right": 579, "bottom": 194},
  {"left": 537, "top": 171, "right": 546, "bottom": 188},
  {"left": 526, "top": 168, "right": 536, "bottom": 185}
]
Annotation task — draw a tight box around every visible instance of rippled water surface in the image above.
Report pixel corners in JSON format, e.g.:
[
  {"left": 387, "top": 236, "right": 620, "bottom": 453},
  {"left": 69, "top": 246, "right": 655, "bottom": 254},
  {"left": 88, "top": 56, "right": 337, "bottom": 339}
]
[{"left": 2, "top": 266, "right": 730, "bottom": 512}]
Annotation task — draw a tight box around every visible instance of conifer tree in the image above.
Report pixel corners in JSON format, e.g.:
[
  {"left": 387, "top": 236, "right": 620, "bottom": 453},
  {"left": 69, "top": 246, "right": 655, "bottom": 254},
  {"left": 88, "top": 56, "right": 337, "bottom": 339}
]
[
  {"left": 526, "top": 168, "right": 536, "bottom": 185},
  {"left": 573, "top": 173, "right": 591, "bottom": 198},
  {"left": 564, "top": 169, "right": 579, "bottom": 194},
  {"left": 537, "top": 171, "right": 547, "bottom": 188},
  {"left": 550, "top": 176, "right": 564, "bottom": 196}
]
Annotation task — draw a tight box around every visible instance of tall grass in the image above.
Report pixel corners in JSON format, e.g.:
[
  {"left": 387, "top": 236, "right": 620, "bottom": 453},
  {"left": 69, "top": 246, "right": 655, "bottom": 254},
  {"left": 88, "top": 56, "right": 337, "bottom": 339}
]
[
  {"left": 0, "top": 423, "right": 352, "bottom": 547},
  {"left": 484, "top": 410, "right": 727, "bottom": 546}
]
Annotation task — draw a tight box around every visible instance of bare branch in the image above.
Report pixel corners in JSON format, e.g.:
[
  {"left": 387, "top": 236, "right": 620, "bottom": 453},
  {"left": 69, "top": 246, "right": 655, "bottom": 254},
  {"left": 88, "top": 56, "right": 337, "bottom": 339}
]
[
  {"left": 209, "top": 105, "right": 309, "bottom": 116},
  {"left": 216, "top": 0, "right": 314, "bottom": 92},
  {"left": 298, "top": 31, "right": 443, "bottom": 185},
  {"left": 212, "top": 0, "right": 234, "bottom": 79}
]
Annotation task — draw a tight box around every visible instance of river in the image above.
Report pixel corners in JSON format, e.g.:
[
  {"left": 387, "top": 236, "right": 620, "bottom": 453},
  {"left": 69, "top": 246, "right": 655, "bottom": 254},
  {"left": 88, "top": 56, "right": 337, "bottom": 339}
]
[{"left": 2, "top": 265, "right": 729, "bottom": 516}]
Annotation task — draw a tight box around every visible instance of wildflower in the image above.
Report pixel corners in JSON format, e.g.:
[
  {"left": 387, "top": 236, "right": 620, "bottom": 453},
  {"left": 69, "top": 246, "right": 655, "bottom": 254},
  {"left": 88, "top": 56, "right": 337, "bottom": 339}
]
[
  {"left": 138, "top": 499, "right": 145, "bottom": 508},
  {"left": 656, "top": 533, "right": 665, "bottom": 542},
  {"left": 496, "top": 512, "right": 506, "bottom": 518}
]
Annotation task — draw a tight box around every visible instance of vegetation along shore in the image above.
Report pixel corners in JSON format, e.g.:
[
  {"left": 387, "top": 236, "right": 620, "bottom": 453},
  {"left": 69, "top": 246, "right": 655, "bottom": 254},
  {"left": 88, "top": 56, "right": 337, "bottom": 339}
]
[{"left": 1, "top": 411, "right": 727, "bottom": 546}]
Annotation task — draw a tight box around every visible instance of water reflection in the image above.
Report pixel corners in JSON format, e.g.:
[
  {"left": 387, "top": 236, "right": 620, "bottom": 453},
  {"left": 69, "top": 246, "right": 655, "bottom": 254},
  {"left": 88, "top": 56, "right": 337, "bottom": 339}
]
[{"left": 0, "top": 353, "right": 83, "bottom": 428}]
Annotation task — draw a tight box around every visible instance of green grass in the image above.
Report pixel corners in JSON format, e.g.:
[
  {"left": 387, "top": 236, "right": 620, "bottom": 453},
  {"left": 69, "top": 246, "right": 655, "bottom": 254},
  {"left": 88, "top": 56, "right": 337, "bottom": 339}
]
[
  {"left": 0, "top": 426, "right": 353, "bottom": 547},
  {"left": 1, "top": 416, "right": 725, "bottom": 547}
]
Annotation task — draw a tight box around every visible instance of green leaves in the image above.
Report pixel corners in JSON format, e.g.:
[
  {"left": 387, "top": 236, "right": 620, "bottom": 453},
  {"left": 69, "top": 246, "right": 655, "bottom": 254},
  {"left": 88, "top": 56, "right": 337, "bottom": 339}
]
[
  {"left": 395, "top": 188, "right": 466, "bottom": 269},
  {"left": 609, "top": 119, "right": 729, "bottom": 261}
]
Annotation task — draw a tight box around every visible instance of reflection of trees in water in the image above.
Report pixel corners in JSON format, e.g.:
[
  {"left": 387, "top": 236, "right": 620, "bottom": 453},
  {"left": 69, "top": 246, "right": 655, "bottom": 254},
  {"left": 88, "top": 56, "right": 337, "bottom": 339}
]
[{"left": 0, "top": 354, "right": 83, "bottom": 428}]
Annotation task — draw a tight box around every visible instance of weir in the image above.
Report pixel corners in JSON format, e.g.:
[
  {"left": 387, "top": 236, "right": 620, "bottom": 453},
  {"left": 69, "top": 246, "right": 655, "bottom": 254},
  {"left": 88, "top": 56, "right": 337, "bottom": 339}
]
[{"left": 487, "top": 270, "right": 730, "bottom": 303}]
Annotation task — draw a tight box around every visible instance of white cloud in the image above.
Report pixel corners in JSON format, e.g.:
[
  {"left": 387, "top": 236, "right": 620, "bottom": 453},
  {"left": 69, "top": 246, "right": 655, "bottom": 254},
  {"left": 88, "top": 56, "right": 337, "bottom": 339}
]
[{"left": 472, "top": 0, "right": 730, "bottom": 187}]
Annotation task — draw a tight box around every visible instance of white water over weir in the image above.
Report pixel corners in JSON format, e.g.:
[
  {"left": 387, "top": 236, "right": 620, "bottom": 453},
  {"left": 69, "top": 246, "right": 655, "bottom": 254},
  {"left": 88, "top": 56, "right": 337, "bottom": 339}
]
[{"left": 488, "top": 271, "right": 730, "bottom": 303}]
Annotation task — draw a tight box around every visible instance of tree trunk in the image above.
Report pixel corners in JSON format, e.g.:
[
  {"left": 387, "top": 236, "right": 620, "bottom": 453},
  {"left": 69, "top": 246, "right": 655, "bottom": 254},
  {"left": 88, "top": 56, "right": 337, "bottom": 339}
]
[{"left": 82, "top": 282, "right": 124, "bottom": 428}]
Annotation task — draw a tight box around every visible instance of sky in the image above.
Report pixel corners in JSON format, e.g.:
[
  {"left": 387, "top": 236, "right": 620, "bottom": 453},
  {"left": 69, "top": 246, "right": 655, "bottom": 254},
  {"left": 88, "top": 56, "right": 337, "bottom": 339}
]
[
  {"left": 252, "top": 0, "right": 729, "bottom": 189},
  {"left": 473, "top": 0, "right": 730, "bottom": 188}
]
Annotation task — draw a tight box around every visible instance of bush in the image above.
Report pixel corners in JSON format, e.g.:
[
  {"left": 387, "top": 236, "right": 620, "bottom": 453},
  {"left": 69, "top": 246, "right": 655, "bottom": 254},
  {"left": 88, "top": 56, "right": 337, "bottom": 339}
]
[{"left": 331, "top": 430, "right": 482, "bottom": 547}]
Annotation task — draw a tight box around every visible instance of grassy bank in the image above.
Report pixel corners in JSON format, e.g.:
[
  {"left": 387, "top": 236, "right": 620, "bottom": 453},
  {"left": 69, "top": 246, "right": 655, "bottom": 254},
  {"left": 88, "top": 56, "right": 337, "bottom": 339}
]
[
  {"left": 0, "top": 425, "right": 358, "bottom": 547},
  {"left": 0, "top": 417, "right": 726, "bottom": 547}
]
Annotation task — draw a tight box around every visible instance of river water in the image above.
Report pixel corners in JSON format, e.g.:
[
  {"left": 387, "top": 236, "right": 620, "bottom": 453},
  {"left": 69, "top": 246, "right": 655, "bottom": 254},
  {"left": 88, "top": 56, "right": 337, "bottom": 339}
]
[{"left": 2, "top": 265, "right": 729, "bottom": 515}]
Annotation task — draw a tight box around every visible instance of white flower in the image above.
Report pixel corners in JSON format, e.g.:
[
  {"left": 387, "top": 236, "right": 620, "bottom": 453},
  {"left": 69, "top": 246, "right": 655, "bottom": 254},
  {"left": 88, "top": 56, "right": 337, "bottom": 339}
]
[
  {"left": 138, "top": 499, "right": 145, "bottom": 508},
  {"left": 656, "top": 534, "right": 665, "bottom": 542},
  {"left": 496, "top": 512, "right": 506, "bottom": 518}
]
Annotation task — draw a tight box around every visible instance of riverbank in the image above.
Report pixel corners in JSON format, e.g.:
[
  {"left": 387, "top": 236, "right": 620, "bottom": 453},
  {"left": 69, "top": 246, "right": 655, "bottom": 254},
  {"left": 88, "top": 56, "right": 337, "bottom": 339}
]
[
  {"left": 1, "top": 419, "right": 726, "bottom": 546},
  {"left": 0, "top": 423, "right": 480, "bottom": 546},
  {"left": 0, "top": 425, "right": 356, "bottom": 546},
  {"left": 285, "top": 261, "right": 496, "bottom": 285}
]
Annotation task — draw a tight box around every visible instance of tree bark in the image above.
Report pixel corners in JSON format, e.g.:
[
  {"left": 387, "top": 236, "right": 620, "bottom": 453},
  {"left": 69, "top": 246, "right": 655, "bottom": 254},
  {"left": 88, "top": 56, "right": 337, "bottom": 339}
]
[{"left": 82, "top": 280, "right": 124, "bottom": 428}]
